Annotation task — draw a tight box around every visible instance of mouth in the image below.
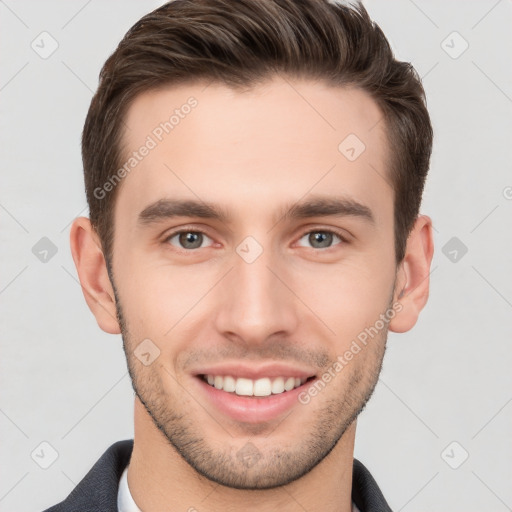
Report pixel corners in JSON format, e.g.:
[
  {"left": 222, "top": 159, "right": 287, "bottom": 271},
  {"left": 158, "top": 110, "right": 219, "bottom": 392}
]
[
  {"left": 192, "top": 368, "right": 318, "bottom": 423},
  {"left": 199, "top": 374, "right": 316, "bottom": 397}
]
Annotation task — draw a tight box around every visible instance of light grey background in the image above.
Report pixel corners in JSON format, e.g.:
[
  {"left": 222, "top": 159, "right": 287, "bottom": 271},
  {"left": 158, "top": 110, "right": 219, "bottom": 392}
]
[{"left": 1, "top": 1, "right": 511, "bottom": 511}]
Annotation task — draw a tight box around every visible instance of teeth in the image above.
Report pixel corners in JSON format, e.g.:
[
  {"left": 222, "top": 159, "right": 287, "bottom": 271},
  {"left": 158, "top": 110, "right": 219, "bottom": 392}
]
[
  {"left": 235, "top": 378, "right": 253, "bottom": 396},
  {"left": 203, "top": 374, "right": 307, "bottom": 396},
  {"left": 271, "top": 377, "right": 285, "bottom": 394},
  {"left": 253, "top": 378, "right": 272, "bottom": 397},
  {"left": 214, "top": 376, "right": 223, "bottom": 390},
  {"left": 284, "top": 377, "right": 295, "bottom": 391},
  {"left": 223, "top": 375, "right": 236, "bottom": 392}
]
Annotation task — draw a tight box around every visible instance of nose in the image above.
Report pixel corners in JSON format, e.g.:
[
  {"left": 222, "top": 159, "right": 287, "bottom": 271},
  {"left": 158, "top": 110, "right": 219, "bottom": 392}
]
[{"left": 213, "top": 243, "right": 299, "bottom": 346}]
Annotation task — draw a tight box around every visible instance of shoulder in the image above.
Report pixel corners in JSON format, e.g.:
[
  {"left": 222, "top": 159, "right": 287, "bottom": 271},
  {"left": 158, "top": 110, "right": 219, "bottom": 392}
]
[
  {"left": 41, "top": 439, "right": 134, "bottom": 512},
  {"left": 352, "top": 458, "right": 393, "bottom": 512}
]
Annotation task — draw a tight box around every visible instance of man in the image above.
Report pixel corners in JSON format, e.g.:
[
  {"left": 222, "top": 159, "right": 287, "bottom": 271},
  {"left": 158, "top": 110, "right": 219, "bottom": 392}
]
[{"left": 44, "top": 0, "right": 434, "bottom": 510}]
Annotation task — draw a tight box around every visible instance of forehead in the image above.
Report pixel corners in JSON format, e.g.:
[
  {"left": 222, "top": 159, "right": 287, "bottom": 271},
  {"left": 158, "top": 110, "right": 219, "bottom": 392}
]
[{"left": 116, "top": 77, "right": 392, "bottom": 226}]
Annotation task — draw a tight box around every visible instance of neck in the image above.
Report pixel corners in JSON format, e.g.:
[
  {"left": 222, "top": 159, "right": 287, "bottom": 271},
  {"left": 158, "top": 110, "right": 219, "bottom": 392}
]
[{"left": 128, "top": 397, "right": 356, "bottom": 512}]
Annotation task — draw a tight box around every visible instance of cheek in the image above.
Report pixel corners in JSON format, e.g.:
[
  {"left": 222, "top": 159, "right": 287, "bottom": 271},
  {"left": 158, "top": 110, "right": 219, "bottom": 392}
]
[
  {"left": 116, "top": 260, "right": 215, "bottom": 340},
  {"left": 292, "top": 258, "right": 395, "bottom": 337}
]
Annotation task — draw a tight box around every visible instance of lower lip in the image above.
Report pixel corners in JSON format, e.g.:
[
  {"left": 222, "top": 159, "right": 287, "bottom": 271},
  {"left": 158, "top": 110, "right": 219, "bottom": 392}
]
[{"left": 194, "top": 376, "right": 315, "bottom": 424}]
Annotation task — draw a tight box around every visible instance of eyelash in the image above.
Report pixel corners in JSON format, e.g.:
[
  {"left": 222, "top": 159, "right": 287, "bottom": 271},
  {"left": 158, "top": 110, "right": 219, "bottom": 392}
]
[{"left": 163, "top": 226, "right": 349, "bottom": 251}]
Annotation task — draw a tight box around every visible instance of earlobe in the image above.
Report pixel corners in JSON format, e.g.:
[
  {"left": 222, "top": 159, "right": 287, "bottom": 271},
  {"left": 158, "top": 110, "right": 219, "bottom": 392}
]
[
  {"left": 69, "top": 217, "right": 121, "bottom": 334},
  {"left": 389, "top": 215, "right": 434, "bottom": 334}
]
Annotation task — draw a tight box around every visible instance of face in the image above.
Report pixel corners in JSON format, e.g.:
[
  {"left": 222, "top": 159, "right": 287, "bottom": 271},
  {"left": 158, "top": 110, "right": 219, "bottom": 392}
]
[{"left": 110, "top": 77, "right": 398, "bottom": 489}]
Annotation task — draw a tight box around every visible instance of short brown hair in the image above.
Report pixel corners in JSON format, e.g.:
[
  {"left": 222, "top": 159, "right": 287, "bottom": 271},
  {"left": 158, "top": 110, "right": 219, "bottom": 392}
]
[{"left": 82, "top": 0, "right": 433, "bottom": 266}]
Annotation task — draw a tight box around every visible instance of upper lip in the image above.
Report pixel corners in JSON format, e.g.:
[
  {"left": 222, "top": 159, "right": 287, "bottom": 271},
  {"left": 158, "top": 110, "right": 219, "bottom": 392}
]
[{"left": 193, "top": 362, "right": 317, "bottom": 380}]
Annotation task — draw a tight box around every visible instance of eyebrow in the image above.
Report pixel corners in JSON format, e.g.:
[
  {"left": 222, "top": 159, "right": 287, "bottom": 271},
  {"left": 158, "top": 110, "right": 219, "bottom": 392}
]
[
  {"left": 137, "top": 195, "right": 375, "bottom": 227},
  {"left": 138, "top": 198, "right": 231, "bottom": 225},
  {"left": 281, "top": 195, "right": 375, "bottom": 225}
]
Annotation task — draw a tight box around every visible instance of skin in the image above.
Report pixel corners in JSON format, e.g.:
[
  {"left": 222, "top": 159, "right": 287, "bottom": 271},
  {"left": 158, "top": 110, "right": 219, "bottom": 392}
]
[{"left": 70, "top": 76, "right": 433, "bottom": 511}]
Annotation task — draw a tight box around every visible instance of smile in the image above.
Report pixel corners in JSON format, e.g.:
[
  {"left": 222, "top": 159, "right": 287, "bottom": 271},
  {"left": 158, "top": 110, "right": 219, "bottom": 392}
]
[
  {"left": 201, "top": 374, "right": 312, "bottom": 397},
  {"left": 194, "top": 371, "right": 318, "bottom": 423}
]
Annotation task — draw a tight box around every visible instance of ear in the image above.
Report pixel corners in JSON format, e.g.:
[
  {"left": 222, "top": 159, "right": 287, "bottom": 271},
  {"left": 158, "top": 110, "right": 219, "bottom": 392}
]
[
  {"left": 69, "top": 217, "right": 121, "bottom": 334},
  {"left": 389, "top": 215, "right": 434, "bottom": 333}
]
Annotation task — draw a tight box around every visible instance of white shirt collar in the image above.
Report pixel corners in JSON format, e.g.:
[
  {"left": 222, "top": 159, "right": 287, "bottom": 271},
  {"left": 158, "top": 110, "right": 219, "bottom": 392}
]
[{"left": 117, "top": 465, "right": 142, "bottom": 512}]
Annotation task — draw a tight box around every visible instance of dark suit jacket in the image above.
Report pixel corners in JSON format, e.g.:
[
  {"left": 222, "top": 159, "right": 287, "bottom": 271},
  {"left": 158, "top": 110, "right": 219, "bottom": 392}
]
[{"left": 42, "top": 439, "right": 392, "bottom": 511}]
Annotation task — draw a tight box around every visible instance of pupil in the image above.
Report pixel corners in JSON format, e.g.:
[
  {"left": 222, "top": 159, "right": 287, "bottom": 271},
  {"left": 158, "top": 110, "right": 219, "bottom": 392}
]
[
  {"left": 180, "top": 232, "right": 202, "bottom": 249},
  {"left": 311, "top": 232, "right": 331, "bottom": 248}
]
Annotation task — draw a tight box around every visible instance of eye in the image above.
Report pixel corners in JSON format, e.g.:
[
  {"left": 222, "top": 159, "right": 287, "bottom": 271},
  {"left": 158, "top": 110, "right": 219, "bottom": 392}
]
[
  {"left": 165, "top": 230, "right": 214, "bottom": 250},
  {"left": 296, "top": 229, "right": 345, "bottom": 249}
]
